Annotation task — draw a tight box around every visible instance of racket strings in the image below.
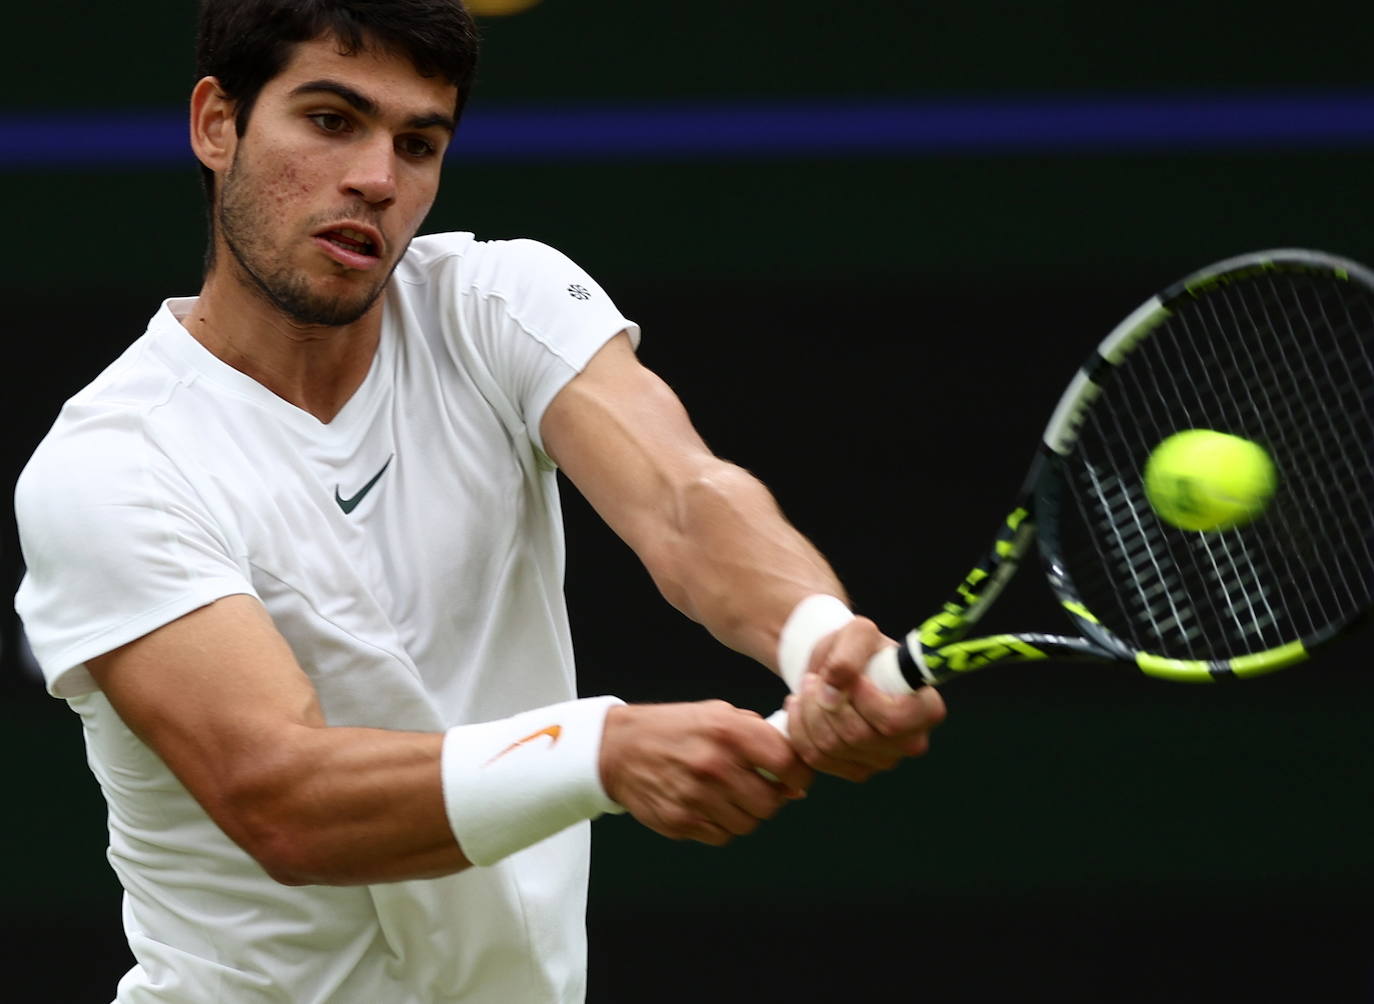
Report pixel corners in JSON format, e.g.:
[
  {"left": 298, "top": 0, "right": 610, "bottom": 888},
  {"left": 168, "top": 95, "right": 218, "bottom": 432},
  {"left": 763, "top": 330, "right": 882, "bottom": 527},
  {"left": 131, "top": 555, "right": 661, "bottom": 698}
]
[
  {"left": 1078, "top": 462, "right": 1201, "bottom": 644},
  {"left": 1237, "top": 278, "right": 1374, "bottom": 622},
  {"left": 1209, "top": 276, "right": 1374, "bottom": 639},
  {"left": 1061, "top": 269, "right": 1374, "bottom": 661},
  {"left": 1190, "top": 277, "right": 1374, "bottom": 644},
  {"left": 1198, "top": 281, "right": 1332, "bottom": 638},
  {"left": 1088, "top": 328, "right": 1254, "bottom": 647},
  {"left": 1074, "top": 320, "right": 1270, "bottom": 653}
]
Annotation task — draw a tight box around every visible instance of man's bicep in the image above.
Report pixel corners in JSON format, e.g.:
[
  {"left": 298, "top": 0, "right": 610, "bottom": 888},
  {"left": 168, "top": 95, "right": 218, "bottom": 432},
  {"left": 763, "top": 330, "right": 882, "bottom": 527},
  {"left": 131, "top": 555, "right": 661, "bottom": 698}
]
[{"left": 86, "top": 594, "right": 323, "bottom": 821}]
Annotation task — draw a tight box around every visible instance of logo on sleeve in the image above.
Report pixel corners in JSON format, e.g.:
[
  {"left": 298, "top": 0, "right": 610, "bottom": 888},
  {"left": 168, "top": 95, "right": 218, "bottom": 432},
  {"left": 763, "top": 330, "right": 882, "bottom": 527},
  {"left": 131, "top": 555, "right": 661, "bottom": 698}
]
[
  {"left": 567, "top": 284, "right": 591, "bottom": 301},
  {"left": 334, "top": 455, "right": 394, "bottom": 515},
  {"left": 485, "top": 724, "right": 562, "bottom": 766}
]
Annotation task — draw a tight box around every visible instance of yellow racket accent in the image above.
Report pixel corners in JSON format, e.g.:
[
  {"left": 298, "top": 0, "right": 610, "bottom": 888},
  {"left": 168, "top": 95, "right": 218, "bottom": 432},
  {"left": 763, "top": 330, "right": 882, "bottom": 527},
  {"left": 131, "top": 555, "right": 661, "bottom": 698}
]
[
  {"left": 956, "top": 567, "right": 990, "bottom": 604},
  {"left": 925, "top": 635, "right": 1050, "bottom": 674},
  {"left": 1135, "top": 640, "right": 1308, "bottom": 682},
  {"left": 1062, "top": 601, "right": 1099, "bottom": 624},
  {"left": 1228, "top": 641, "right": 1310, "bottom": 678}
]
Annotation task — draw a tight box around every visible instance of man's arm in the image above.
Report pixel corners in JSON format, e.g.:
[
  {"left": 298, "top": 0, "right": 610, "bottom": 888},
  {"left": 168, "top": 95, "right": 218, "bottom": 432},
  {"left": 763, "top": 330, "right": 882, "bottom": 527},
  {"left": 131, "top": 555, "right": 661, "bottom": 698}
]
[
  {"left": 87, "top": 593, "right": 813, "bottom": 883},
  {"left": 86, "top": 594, "right": 461, "bottom": 885},
  {"left": 542, "top": 333, "right": 946, "bottom": 782}
]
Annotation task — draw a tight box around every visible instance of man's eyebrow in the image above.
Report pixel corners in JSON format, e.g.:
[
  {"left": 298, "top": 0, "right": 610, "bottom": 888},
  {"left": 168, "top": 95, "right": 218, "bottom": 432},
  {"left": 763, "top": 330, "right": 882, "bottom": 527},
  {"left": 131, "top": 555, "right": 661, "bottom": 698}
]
[
  {"left": 407, "top": 111, "right": 456, "bottom": 134},
  {"left": 289, "top": 79, "right": 456, "bottom": 134}
]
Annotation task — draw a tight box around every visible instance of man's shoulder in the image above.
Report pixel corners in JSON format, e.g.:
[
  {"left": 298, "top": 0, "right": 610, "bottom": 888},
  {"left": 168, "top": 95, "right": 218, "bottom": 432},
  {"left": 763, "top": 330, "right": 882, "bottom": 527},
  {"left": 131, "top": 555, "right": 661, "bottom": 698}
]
[
  {"left": 34, "top": 352, "right": 176, "bottom": 463},
  {"left": 20, "top": 309, "right": 200, "bottom": 500},
  {"left": 402, "top": 229, "right": 477, "bottom": 268},
  {"left": 398, "top": 232, "right": 577, "bottom": 287},
  {"left": 58, "top": 302, "right": 189, "bottom": 414},
  {"left": 21, "top": 366, "right": 166, "bottom": 503}
]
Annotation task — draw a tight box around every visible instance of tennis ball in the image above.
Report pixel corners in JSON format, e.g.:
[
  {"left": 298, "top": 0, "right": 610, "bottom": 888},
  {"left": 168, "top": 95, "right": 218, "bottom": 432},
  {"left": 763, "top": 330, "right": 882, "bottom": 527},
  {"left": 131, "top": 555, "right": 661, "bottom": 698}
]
[{"left": 1143, "top": 430, "right": 1277, "bottom": 531}]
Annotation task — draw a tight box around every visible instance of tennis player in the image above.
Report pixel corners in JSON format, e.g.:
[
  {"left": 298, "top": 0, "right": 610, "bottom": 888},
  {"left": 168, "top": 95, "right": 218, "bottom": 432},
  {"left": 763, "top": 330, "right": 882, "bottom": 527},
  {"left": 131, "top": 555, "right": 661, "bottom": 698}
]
[{"left": 13, "top": 1, "right": 945, "bottom": 1001}]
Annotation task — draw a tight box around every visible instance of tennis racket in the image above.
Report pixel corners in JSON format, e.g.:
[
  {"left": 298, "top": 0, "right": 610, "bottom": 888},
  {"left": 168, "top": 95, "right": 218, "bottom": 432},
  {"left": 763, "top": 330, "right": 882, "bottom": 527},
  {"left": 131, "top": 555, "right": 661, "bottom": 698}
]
[{"left": 773, "top": 248, "right": 1374, "bottom": 725}]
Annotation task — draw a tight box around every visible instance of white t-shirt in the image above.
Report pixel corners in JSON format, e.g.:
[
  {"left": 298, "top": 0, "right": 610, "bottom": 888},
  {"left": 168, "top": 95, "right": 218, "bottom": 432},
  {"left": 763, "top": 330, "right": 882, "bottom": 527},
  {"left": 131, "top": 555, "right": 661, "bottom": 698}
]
[{"left": 14, "top": 231, "right": 639, "bottom": 1003}]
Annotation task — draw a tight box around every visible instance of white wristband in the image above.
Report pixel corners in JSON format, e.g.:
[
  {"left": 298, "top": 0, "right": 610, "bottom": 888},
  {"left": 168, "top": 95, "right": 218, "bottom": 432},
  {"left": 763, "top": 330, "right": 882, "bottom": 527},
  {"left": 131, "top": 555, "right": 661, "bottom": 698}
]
[
  {"left": 441, "top": 695, "right": 626, "bottom": 867},
  {"left": 777, "top": 594, "right": 855, "bottom": 692}
]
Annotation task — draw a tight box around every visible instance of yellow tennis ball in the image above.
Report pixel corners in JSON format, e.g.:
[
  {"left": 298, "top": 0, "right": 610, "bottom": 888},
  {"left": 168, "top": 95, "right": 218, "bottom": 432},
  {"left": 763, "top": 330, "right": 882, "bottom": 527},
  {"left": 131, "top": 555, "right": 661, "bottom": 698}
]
[{"left": 1143, "top": 430, "right": 1277, "bottom": 531}]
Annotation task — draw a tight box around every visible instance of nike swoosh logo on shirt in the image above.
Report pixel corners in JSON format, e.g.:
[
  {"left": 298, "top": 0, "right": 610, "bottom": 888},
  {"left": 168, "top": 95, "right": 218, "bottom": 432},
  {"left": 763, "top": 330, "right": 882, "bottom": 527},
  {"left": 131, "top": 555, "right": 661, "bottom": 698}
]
[
  {"left": 485, "top": 725, "right": 563, "bottom": 766},
  {"left": 334, "top": 455, "right": 394, "bottom": 515}
]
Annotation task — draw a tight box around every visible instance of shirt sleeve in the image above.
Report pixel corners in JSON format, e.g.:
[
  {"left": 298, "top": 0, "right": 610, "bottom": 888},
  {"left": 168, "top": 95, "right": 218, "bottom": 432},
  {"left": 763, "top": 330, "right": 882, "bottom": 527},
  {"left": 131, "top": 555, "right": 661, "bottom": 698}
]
[
  {"left": 448, "top": 237, "right": 640, "bottom": 457},
  {"left": 14, "top": 408, "right": 256, "bottom": 698}
]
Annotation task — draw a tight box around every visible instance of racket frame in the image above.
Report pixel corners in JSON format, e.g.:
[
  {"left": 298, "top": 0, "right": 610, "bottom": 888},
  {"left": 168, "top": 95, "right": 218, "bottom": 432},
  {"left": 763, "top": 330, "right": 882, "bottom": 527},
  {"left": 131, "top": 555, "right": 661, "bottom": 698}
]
[{"left": 897, "top": 249, "right": 1374, "bottom": 687}]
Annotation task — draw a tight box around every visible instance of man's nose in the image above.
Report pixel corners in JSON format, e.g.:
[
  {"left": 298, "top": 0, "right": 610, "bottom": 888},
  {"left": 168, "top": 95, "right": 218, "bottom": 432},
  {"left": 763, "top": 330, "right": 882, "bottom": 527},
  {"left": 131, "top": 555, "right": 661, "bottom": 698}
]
[{"left": 341, "top": 137, "right": 397, "bottom": 206}]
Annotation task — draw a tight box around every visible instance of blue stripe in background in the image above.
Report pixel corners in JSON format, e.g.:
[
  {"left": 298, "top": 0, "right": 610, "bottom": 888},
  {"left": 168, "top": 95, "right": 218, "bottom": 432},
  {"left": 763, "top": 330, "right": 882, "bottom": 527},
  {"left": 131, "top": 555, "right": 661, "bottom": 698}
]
[{"left": 4, "top": 94, "right": 1374, "bottom": 167}]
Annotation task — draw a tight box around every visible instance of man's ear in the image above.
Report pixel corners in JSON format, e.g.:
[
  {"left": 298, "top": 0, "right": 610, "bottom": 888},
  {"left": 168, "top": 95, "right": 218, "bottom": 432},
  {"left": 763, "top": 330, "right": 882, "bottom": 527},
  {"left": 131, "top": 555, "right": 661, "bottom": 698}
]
[{"left": 189, "top": 76, "right": 237, "bottom": 175}]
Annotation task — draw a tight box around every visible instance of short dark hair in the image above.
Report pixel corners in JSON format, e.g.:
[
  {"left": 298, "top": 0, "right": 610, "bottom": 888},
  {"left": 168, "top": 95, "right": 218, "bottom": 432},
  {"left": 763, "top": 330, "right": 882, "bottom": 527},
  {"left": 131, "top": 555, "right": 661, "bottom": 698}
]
[
  {"left": 194, "top": 0, "right": 479, "bottom": 203},
  {"left": 196, "top": 0, "right": 479, "bottom": 129}
]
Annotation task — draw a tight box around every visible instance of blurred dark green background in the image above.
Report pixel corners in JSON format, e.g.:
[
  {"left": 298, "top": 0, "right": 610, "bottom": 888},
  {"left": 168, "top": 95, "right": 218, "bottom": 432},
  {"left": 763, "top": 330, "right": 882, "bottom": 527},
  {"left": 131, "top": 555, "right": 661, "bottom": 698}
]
[{"left": 5, "top": 2, "right": 1373, "bottom": 1001}]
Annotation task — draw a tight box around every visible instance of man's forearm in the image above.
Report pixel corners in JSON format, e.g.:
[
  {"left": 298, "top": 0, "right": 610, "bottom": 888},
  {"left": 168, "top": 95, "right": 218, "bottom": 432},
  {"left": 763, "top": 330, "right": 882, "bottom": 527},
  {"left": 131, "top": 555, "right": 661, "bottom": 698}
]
[
  {"left": 643, "top": 461, "right": 848, "bottom": 670},
  {"left": 203, "top": 724, "right": 465, "bottom": 886}
]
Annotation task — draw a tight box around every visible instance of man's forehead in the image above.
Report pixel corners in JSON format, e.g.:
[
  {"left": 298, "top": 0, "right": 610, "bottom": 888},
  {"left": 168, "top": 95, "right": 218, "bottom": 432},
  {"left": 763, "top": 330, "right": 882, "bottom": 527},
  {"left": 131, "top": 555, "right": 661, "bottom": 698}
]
[{"left": 269, "top": 34, "right": 459, "bottom": 112}]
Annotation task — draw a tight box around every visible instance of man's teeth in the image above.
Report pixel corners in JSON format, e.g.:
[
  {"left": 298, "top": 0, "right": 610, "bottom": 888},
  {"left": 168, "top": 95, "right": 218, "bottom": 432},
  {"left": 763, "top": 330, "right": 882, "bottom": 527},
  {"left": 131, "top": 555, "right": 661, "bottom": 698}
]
[{"left": 326, "top": 229, "right": 376, "bottom": 254}]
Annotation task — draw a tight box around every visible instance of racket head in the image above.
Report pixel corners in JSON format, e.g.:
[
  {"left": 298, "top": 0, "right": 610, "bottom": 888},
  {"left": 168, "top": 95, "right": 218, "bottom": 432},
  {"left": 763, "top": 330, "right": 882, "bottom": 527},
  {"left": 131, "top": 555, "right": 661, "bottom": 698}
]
[{"left": 1035, "top": 249, "right": 1374, "bottom": 681}]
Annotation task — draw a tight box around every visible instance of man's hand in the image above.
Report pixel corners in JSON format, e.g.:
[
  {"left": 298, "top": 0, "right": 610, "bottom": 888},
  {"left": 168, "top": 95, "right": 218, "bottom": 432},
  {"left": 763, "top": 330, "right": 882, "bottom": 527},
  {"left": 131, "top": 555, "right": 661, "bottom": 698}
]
[
  {"left": 783, "top": 617, "right": 946, "bottom": 782},
  {"left": 599, "top": 701, "right": 814, "bottom": 846}
]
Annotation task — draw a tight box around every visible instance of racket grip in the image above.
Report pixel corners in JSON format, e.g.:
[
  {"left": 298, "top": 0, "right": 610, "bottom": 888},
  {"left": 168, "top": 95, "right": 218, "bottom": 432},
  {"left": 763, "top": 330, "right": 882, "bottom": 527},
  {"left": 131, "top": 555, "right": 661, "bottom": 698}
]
[{"left": 764, "top": 643, "right": 917, "bottom": 737}]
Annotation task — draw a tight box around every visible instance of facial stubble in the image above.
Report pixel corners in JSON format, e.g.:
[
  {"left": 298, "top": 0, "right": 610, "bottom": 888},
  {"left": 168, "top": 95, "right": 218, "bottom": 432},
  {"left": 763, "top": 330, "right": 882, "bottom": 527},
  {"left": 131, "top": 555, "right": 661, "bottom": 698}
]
[{"left": 216, "top": 150, "right": 397, "bottom": 328}]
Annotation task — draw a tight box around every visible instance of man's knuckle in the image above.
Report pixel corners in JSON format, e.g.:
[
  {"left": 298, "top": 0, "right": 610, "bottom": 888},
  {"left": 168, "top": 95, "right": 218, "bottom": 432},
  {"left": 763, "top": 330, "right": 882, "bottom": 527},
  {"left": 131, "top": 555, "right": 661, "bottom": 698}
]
[
  {"left": 703, "top": 718, "right": 741, "bottom": 747},
  {"left": 833, "top": 715, "right": 870, "bottom": 748},
  {"left": 905, "top": 733, "right": 931, "bottom": 757},
  {"left": 731, "top": 816, "right": 760, "bottom": 837},
  {"left": 865, "top": 711, "right": 895, "bottom": 738},
  {"left": 874, "top": 750, "right": 903, "bottom": 771},
  {"left": 661, "top": 806, "right": 697, "bottom": 833},
  {"left": 924, "top": 693, "right": 948, "bottom": 725},
  {"left": 754, "top": 802, "right": 781, "bottom": 822},
  {"left": 688, "top": 752, "right": 731, "bottom": 783}
]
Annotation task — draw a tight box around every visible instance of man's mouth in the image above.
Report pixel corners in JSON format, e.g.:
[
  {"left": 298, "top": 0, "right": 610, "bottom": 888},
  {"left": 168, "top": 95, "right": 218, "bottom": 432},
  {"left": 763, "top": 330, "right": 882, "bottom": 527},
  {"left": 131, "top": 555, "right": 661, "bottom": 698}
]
[{"left": 319, "top": 227, "right": 379, "bottom": 257}]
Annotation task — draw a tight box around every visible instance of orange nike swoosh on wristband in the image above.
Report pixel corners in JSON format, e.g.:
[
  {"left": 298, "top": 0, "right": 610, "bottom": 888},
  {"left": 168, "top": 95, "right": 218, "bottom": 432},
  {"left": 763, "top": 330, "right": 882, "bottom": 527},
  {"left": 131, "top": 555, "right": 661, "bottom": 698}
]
[{"left": 485, "top": 724, "right": 563, "bottom": 766}]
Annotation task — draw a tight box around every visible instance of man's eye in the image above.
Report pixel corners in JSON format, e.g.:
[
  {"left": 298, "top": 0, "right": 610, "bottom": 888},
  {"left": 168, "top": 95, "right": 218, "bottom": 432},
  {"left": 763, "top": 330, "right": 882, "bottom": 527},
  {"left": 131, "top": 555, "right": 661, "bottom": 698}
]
[
  {"left": 399, "top": 136, "right": 436, "bottom": 158},
  {"left": 310, "top": 113, "right": 348, "bottom": 133}
]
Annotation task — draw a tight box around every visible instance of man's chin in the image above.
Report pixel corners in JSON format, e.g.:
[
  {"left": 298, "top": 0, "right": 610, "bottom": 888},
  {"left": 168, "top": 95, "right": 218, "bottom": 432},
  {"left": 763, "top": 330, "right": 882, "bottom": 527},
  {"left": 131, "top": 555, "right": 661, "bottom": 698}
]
[
  {"left": 257, "top": 262, "right": 391, "bottom": 327},
  {"left": 270, "top": 282, "right": 385, "bottom": 328},
  {"left": 224, "top": 236, "right": 396, "bottom": 328}
]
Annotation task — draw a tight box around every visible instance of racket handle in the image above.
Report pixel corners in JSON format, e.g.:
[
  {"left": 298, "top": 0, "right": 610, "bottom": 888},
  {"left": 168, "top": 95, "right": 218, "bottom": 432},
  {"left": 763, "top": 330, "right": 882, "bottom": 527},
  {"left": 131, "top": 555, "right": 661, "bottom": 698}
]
[{"left": 764, "top": 643, "right": 917, "bottom": 737}]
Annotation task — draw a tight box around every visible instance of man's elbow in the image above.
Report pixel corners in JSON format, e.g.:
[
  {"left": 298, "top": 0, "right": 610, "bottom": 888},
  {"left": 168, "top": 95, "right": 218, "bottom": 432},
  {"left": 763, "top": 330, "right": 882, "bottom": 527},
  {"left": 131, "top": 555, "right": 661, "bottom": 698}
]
[
  {"left": 209, "top": 766, "right": 335, "bottom": 886},
  {"left": 251, "top": 834, "right": 321, "bottom": 886},
  {"left": 218, "top": 800, "right": 322, "bottom": 886}
]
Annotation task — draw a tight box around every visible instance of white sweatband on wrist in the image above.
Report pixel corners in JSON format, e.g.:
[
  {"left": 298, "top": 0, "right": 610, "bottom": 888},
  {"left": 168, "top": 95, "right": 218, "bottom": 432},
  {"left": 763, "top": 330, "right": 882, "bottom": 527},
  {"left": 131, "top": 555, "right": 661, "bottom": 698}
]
[
  {"left": 777, "top": 593, "right": 855, "bottom": 693},
  {"left": 441, "top": 695, "right": 626, "bottom": 867}
]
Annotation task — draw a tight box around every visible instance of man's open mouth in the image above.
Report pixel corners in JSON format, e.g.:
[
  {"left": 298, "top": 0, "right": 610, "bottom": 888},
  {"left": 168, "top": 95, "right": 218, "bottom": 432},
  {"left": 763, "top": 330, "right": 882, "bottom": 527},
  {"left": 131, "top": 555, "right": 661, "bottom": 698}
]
[{"left": 319, "top": 228, "right": 379, "bottom": 257}]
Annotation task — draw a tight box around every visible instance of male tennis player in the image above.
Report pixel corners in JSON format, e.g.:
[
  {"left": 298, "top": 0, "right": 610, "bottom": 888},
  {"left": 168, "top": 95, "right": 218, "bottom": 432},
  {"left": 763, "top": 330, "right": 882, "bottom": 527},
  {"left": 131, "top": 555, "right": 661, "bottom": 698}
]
[{"left": 13, "top": 1, "right": 945, "bottom": 1000}]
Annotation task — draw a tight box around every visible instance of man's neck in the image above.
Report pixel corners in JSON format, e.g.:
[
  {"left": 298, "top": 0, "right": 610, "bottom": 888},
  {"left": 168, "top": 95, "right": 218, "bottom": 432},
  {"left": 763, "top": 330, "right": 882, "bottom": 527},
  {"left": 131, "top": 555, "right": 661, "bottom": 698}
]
[{"left": 182, "top": 270, "right": 384, "bottom": 424}]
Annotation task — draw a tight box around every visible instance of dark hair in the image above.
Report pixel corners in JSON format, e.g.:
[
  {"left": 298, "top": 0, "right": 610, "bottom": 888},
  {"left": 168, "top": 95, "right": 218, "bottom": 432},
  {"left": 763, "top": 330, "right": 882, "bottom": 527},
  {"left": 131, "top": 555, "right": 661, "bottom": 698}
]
[{"left": 194, "top": 0, "right": 479, "bottom": 207}]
